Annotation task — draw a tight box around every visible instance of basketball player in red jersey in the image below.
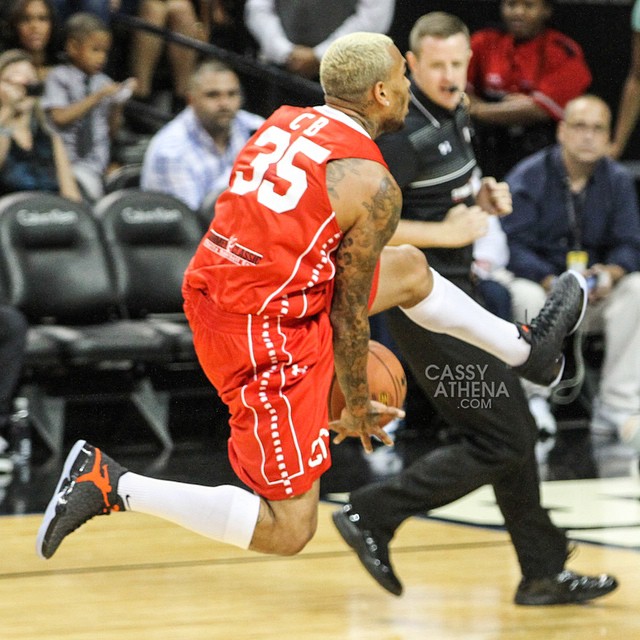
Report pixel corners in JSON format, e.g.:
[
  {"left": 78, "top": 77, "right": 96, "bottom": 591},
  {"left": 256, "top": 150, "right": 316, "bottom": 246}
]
[{"left": 37, "top": 33, "right": 586, "bottom": 560}]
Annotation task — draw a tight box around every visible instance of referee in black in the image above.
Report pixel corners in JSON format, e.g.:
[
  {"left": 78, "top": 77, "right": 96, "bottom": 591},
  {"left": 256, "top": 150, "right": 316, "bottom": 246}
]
[{"left": 332, "top": 12, "right": 618, "bottom": 606}]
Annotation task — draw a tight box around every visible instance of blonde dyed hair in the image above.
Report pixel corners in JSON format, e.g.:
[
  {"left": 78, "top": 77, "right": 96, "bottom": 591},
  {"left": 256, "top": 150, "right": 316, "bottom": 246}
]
[{"left": 320, "top": 32, "right": 395, "bottom": 103}]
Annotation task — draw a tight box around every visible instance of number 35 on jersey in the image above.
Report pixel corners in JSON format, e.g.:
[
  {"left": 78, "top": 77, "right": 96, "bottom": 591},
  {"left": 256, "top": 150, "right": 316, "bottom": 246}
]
[{"left": 230, "top": 114, "right": 331, "bottom": 214}]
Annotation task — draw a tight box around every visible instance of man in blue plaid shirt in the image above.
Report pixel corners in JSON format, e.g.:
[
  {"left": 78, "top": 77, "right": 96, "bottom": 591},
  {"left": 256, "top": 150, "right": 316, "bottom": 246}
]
[{"left": 141, "top": 58, "right": 264, "bottom": 212}]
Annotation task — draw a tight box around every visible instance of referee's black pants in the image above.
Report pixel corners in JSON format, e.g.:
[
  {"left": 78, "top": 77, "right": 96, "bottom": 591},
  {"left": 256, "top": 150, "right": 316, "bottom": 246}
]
[{"left": 350, "top": 306, "right": 568, "bottom": 579}]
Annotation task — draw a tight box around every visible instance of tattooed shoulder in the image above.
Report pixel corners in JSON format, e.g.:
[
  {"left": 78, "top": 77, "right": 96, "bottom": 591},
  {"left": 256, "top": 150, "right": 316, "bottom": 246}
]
[
  {"left": 326, "top": 158, "right": 364, "bottom": 199},
  {"left": 327, "top": 159, "right": 401, "bottom": 218},
  {"left": 365, "top": 172, "right": 402, "bottom": 230}
]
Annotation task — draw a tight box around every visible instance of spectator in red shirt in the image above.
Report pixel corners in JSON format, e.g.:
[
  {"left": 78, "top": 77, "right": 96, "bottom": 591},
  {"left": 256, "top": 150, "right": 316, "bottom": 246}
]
[{"left": 467, "top": 0, "right": 592, "bottom": 179}]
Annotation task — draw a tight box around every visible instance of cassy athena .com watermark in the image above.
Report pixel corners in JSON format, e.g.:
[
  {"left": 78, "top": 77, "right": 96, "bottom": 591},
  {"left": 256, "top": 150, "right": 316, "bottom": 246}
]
[{"left": 424, "top": 364, "right": 509, "bottom": 409}]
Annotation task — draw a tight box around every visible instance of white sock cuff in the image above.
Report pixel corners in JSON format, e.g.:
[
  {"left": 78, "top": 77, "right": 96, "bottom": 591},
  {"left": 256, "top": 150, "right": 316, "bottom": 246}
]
[
  {"left": 428, "top": 266, "right": 444, "bottom": 291},
  {"left": 117, "top": 473, "right": 261, "bottom": 551},
  {"left": 401, "top": 267, "right": 446, "bottom": 332},
  {"left": 398, "top": 266, "right": 528, "bottom": 366},
  {"left": 223, "top": 486, "right": 261, "bottom": 550}
]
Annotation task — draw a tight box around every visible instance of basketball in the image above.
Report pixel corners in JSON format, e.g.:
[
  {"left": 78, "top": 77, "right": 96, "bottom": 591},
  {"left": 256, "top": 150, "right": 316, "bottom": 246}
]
[{"left": 328, "top": 340, "right": 407, "bottom": 426}]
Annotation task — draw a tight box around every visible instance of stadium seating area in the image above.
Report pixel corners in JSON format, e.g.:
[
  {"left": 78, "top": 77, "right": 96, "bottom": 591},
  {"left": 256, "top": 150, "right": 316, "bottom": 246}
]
[
  {"left": 0, "top": 189, "right": 217, "bottom": 456},
  {"left": 0, "top": 1, "right": 631, "bottom": 470}
]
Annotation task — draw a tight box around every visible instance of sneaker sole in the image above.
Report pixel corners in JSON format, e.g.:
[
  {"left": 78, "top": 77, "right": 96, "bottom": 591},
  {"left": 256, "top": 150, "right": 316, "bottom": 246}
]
[
  {"left": 565, "top": 270, "right": 588, "bottom": 336},
  {"left": 35, "top": 439, "right": 87, "bottom": 559},
  {"left": 515, "top": 582, "right": 618, "bottom": 605},
  {"left": 547, "top": 354, "right": 566, "bottom": 389}
]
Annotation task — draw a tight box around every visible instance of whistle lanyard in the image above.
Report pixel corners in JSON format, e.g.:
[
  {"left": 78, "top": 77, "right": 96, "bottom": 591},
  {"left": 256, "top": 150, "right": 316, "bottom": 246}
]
[{"left": 563, "top": 176, "right": 587, "bottom": 251}]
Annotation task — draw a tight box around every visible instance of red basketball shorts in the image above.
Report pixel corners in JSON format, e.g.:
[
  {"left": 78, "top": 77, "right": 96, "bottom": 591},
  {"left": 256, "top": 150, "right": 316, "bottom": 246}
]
[{"left": 183, "top": 286, "right": 334, "bottom": 501}]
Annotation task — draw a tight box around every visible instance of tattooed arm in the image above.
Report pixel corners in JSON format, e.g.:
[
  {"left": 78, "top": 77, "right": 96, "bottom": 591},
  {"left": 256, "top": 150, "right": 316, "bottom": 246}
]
[{"left": 327, "top": 157, "right": 402, "bottom": 453}]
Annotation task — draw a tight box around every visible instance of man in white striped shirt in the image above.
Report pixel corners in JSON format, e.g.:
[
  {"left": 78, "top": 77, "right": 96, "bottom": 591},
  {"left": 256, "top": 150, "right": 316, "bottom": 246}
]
[{"left": 141, "top": 59, "right": 264, "bottom": 212}]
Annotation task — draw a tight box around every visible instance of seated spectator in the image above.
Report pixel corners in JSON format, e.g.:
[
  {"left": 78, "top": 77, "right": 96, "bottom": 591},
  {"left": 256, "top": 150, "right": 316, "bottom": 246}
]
[
  {"left": 141, "top": 58, "right": 263, "bottom": 211},
  {"left": 0, "top": 0, "right": 61, "bottom": 81},
  {"left": 473, "top": 215, "right": 513, "bottom": 321},
  {"left": 610, "top": 0, "right": 640, "bottom": 159},
  {"left": 203, "top": 0, "right": 253, "bottom": 54},
  {"left": 244, "top": 0, "right": 395, "bottom": 80},
  {"left": 124, "top": 0, "right": 206, "bottom": 110},
  {"left": 41, "top": 12, "right": 136, "bottom": 201},
  {"left": 0, "top": 48, "right": 81, "bottom": 200},
  {"left": 467, "top": 0, "right": 592, "bottom": 180},
  {"left": 501, "top": 94, "right": 640, "bottom": 466}
]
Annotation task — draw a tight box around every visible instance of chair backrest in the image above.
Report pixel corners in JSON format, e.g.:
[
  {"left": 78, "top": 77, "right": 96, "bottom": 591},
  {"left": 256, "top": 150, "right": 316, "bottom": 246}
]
[
  {"left": 104, "top": 163, "right": 143, "bottom": 194},
  {"left": 0, "top": 192, "right": 120, "bottom": 324},
  {"left": 94, "top": 189, "right": 203, "bottom": 317}
]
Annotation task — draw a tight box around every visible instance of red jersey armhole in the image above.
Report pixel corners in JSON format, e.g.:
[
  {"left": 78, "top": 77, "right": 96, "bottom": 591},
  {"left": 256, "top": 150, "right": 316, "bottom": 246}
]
[{"left": 368, "top": 260, "right": 381, "bottom": 310}]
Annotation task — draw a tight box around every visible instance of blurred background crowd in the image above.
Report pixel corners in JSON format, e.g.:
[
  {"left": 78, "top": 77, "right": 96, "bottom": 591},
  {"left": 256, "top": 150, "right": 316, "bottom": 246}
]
[{"left": 1, "top": 0, "right": 640, "bottom": 499}]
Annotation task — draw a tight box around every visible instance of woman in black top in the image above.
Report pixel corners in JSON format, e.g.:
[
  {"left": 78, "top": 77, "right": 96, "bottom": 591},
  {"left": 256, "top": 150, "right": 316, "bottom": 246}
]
[{"left": 0, "top": 49, "right": 81, "bottom": 199}]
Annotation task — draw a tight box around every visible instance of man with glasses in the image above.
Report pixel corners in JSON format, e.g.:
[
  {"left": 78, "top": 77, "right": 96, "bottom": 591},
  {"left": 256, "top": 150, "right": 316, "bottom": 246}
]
[{"left": 502, "top": 94, "right": 640, "bottom": 471}]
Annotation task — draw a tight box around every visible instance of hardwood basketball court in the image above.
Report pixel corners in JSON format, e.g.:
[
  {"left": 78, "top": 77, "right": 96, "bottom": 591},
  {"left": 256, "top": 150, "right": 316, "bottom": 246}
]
[{"left": 1, "top": 476, "right": 638, "bottom": 639}]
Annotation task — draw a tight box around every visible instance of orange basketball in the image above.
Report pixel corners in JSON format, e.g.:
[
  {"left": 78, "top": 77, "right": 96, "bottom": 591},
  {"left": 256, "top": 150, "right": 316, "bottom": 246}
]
[{"left": 328, "top": 340, "right": 407, "bottom": 426}]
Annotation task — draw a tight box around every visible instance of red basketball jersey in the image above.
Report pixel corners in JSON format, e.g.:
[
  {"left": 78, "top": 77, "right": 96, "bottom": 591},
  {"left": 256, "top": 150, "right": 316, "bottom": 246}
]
[{"left": 184, "top": 105, "right": 387, "bottom": 318}]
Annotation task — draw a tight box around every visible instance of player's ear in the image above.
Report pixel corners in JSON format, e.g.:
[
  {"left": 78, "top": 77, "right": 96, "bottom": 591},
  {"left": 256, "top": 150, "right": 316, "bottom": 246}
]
[{"left": 374, "top": 81, "right": 390, "bottom": 107}]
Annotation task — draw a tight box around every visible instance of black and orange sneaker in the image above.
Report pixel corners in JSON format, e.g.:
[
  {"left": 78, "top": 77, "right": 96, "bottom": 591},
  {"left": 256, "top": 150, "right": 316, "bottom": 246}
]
[
  {"left": 513, "top": 271, "right": 587, "bottom": 387},
  {"left": 36, "top": 440, "right": 127, "bottom": 559}
]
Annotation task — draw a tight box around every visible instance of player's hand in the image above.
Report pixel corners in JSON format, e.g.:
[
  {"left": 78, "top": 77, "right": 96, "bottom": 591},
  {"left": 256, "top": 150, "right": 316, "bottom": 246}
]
[
  {"left": 329, "top": 400, "right": 404, "bottom": 453},
  {"left": 476, "top": 177, "right": 512, "bottom": 216}
]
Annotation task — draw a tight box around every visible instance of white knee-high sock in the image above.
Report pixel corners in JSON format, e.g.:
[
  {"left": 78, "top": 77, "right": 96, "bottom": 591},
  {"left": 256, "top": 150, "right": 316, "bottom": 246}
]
[
  {"left": 117, "top": 473, "right": 260, "bottom": 550},
  {"left": 401, "top": 268, "right": 530, "bottom": 367}
]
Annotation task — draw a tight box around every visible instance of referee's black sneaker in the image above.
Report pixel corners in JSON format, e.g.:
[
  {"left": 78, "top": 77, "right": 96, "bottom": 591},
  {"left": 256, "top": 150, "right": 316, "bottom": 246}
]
[
  {"left": 332, "top": 503, "right": 402, "bottom": 596},
  {"left": 513, "top": 270, "right": 587, "bottom": 387},
  {"left": 514, "top": 570, "right": 618, "bottom": 605}
]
